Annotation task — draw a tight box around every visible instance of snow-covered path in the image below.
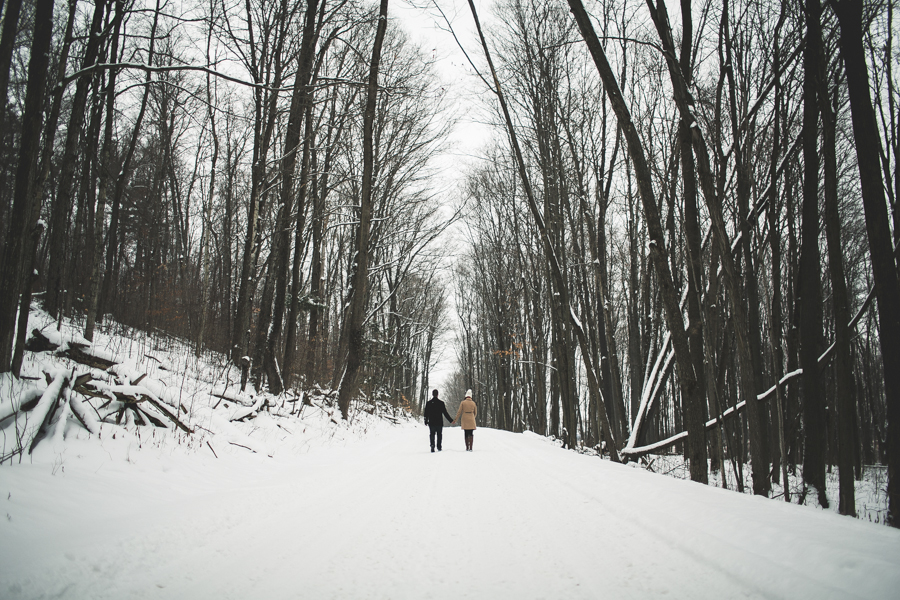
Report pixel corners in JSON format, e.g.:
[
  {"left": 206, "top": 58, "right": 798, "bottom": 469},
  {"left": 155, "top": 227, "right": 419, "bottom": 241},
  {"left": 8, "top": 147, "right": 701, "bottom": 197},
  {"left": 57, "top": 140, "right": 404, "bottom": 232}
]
[{"left": 3, "top": 423, "right": 899, "bottom": 599}]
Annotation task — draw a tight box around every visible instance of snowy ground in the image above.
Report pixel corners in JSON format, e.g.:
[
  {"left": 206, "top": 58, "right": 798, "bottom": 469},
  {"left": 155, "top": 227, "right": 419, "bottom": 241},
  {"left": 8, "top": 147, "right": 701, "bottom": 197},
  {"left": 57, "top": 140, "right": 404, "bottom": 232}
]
[
  {"left": 2, "top": 310, "right": 900, "bottom": 599},
  {"left": 3, "top": 422, "right": 899, "bottom": 599}
]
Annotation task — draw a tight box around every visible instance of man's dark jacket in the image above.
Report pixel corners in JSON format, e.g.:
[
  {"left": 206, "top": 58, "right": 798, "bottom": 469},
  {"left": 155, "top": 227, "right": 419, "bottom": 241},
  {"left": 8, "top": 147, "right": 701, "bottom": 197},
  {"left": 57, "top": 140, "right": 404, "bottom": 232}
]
[{"left": 424, "top": 398, "right": 453, "bottom": 427}]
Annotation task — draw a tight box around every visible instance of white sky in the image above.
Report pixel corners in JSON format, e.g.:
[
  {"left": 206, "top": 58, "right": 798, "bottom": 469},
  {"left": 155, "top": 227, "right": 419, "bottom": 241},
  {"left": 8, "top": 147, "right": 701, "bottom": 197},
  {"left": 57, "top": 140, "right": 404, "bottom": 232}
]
[{"left": 390, "top": 1, "right": 502, "bottom": 389}]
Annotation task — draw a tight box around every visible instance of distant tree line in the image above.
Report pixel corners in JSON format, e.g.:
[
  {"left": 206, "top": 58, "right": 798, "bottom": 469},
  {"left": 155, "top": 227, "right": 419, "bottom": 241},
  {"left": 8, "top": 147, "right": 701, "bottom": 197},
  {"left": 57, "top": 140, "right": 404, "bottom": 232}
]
[
  {"left": 0, "top": 0, "right": 453, "bottom": 418},
  {"left": 445, "top": 0, "right": 900, "bottom": 525}
]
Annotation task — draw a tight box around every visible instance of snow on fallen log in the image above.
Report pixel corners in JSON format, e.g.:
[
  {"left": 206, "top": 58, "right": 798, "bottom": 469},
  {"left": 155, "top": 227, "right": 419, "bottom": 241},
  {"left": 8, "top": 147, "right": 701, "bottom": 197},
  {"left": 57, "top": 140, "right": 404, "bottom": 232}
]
[
  {"left": 134, "top": 401, "right": 171, "bottom": 429},
  {"left": 74, "top": 375, "right": 193, "bottom": 434},
  {"left": 52, "top": 387, "right": 73, "bottom": 445},
  {"left": 625, "top": 431, "right": 689, "bottom": 456},
  {"left": 0, "top": 385, "right": 43, "bottom": 426},
  {"left": 625, "top": 332, "right": 673, "bottom": 451},
  {"left": 623, "top": 367, "right": 805, "bottom": 458},
  {"left": 229, "top": 395, "right": 266, "bottom": 422},
  {"left": 755, "top": 369, "right": 802, "bottom": 402},
  {"left": 108, "top": 364, "right": 186, "bottom": 413},
  {"left": 69, "top": 393, "right": 100, "bottom": 434},
  {"left": 24, "top": 325, "right": 91, "bottom": 353},
  {"left": 624, "top": 400, "right": 748, "bottom": 457},
  {"left": 0, "top": 370, "right": 71, "bottom": 461},
  {"left": 27, "top": 371, "right": 70, "bottom": 453}
]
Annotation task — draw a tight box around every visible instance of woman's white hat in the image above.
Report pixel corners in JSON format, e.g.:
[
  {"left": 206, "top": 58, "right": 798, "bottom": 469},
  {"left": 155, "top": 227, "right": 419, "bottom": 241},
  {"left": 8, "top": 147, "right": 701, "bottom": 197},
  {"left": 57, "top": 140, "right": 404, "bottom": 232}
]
[{"left": 465, "top": 389, "right": 473, "bottom": 398}]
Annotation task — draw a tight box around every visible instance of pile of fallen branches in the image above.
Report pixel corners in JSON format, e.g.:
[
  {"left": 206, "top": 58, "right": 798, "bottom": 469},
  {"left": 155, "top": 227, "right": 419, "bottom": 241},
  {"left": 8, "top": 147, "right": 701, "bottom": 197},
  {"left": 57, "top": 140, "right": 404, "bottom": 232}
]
[{"left": 1, "top": 330, "right": 195, "bottom": 464}]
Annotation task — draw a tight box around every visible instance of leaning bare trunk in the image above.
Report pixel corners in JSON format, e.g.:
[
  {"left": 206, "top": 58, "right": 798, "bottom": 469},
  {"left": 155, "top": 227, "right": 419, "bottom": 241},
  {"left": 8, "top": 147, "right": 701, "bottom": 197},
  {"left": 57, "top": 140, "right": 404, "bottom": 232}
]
[
  {"left": 641, "top": 0, "right": 764, "bottom": 492},
  {"left": 834, "top": 0, "right": 900, "bottom": 526},
  {"left": 568, "top": 0, "right": 703, "bottom": 468}
]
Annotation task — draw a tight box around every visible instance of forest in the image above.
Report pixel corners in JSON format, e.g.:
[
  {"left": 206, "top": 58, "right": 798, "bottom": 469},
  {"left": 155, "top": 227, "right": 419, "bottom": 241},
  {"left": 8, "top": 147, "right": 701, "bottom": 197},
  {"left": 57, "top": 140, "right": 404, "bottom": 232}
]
[{"left": 0, "top": 0, "right": 898, "bottom": 527}]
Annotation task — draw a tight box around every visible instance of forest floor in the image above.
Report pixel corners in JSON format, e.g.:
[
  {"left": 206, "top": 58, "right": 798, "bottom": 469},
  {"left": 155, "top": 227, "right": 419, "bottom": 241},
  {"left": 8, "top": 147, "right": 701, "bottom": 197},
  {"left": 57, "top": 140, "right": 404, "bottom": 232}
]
[{"left": 2, "top": 310, "right": 899, "bottom": 599}]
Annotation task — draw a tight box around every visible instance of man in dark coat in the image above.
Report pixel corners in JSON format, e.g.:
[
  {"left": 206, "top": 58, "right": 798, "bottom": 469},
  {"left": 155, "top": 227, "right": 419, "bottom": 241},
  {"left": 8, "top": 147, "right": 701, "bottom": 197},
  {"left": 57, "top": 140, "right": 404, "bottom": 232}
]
[{"left": 423, "top": 389, "right": 454, "bottom": 452}]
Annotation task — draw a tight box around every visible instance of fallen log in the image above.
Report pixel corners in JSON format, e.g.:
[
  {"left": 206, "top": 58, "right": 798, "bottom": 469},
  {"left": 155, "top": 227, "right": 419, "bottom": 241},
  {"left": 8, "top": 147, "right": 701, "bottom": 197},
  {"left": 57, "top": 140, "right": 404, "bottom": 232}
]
[
  {"left": 622, "top": 402, "right": 746, "bottom": 458},
  {"left": 0, "top": 372, "right": 71, "bottom": 463},
  {"left": 72, "top": 377, "right": 193, "bottom": 434},
  {"left": 0, "top": 388, "right": 42, "bottom": 427},
  {"left": 30, "top": 371, "right": 72, "bottom": 453},
  {"left": 59, "top": 345, "right": 117, "bottom": 370},
  {"left": 142, "top": 396, "right": 193, "bottom": 434},
  {"left": 24, "top": 329, "right": 57, "bottom": 352},
  {"left": 69, "top": 393, "right": 100, "bottom": 434}
]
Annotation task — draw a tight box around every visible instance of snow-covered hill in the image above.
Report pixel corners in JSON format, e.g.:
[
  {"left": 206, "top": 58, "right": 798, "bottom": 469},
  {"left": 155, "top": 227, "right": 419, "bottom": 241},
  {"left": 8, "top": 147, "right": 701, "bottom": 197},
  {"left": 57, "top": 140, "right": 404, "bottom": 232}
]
[
  {"left": 1, "top": 308, "right": 410, "bottom": 463},
  {"left": 2, "top": 309, "right": 899, "bottom": 599}
]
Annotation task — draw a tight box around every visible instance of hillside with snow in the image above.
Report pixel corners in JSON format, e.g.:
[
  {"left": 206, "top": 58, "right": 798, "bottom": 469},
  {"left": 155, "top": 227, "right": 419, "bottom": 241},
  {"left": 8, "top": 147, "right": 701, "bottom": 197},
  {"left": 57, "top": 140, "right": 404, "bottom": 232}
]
[{"left": 2, "top": 309, "right": 899, "bottom": 599}]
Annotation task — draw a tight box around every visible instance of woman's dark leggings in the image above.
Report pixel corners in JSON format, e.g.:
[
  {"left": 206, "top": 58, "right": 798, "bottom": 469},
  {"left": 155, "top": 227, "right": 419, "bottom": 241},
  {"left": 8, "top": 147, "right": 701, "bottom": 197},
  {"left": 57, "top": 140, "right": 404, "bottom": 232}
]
[{"left": 464, "top": 429, "right": 474, "bottom": 450}]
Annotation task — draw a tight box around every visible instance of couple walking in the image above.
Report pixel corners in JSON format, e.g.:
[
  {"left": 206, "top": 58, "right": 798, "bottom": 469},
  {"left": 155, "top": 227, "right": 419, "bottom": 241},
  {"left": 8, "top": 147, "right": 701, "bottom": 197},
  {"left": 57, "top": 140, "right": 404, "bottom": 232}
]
[{"left": 423, "top": 389, "right": 477, "bottom": 452}]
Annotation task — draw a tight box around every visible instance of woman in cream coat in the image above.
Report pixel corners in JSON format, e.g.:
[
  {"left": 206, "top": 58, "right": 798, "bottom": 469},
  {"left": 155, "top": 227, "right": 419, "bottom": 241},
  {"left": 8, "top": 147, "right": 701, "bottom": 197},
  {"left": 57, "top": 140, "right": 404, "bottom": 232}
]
[{"left": 455, "top": 389, "right": 477, "bottom": 451}]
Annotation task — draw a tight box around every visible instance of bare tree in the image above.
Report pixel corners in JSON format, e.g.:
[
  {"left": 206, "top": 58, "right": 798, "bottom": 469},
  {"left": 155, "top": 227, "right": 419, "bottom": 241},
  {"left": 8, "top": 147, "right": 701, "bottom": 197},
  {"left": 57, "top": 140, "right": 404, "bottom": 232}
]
[{"left": 336, "top": 0, "right": 389, "bottom": 420}]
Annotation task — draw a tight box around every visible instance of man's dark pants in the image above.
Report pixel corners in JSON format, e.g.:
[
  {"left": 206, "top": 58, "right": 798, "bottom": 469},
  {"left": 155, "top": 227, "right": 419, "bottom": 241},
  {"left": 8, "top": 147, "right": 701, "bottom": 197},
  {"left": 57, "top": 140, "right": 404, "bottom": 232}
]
[{"left": 429, "top": 424, "right": 444, "bottom": 451}]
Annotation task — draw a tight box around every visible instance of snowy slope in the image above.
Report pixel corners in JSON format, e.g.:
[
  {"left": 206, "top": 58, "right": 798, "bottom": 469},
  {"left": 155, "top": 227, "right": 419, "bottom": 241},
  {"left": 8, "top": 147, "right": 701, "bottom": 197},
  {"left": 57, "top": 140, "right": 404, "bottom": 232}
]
[{"left": 3, "top": 423, "right": 898, "bottom": 600}]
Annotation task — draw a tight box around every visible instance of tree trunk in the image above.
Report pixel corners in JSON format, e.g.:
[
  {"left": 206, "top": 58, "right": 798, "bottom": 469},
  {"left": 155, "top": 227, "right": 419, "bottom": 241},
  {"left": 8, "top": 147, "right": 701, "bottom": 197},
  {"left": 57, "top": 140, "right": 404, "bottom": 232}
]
[
  {"left": 678, "top": 0, "right": 710, "bottom": 481},
  {"left": 265, "top": 0, "right": 321, "bottom": 394},
  {"left": 45, "top": 0, "right": 108, "bottom": 319},
  {"left": 768, "top": 4, "right": 790, "bottom": 499},
  {"left": 0, "top": 0, "right": 23, "bottom": 134},
  {"left": 84, "top": 0, "right": 124, "bottom": 343},
  {"left": 800, "top": 0, "right": 828, "bottom": 508},
  {"left": 336, "top": 0, "right": 389, "bottom": 419},
  {"left": 722, "top": 0, "right": 771, "bottom": 486},
  {"left": 100, "top": 1, "right": 158, "bottom": 324},
  {"left": 0, "top": 0, "right": 56, "bottom": 370},
  {"left": 641, "top": 0, "right": 765, "bottom": 493},
  {"left": 568, "top": 0, "right": 699, "bottom": 469},
  {"left": 232, "top": 0, "right": 290, "bottom": 366},
  {"left": 822, "top": 93, "right": 855, "bottom": 515},
  {"left": 835, "top": 0, "right": 900, "bottom": 526},
  {"left": 197, "top": 24, "right": 220, "bottom": 358}
]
